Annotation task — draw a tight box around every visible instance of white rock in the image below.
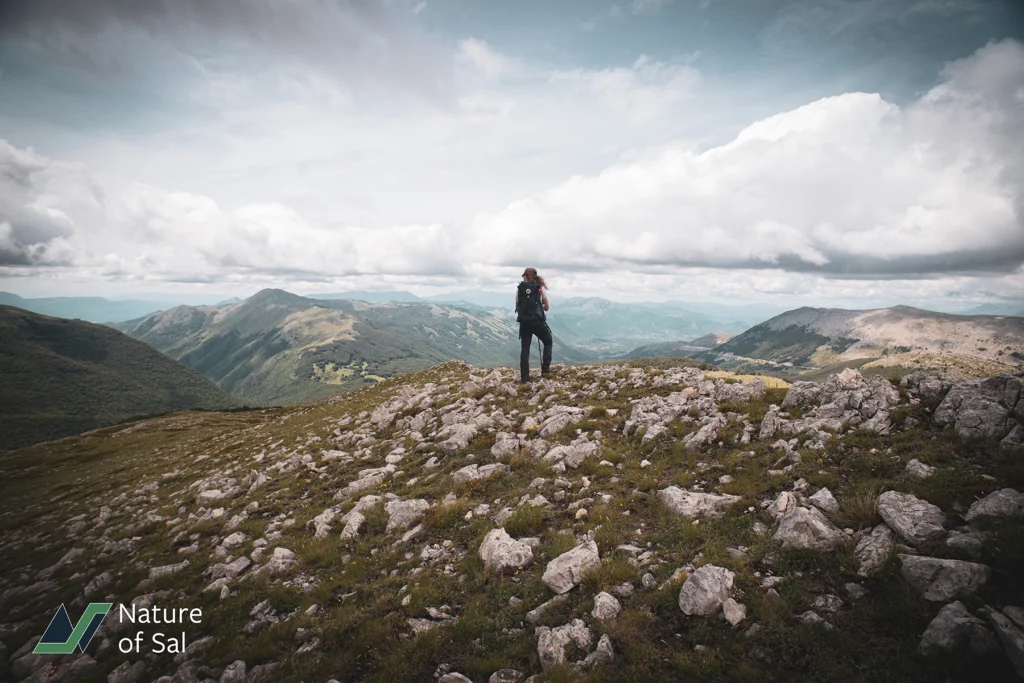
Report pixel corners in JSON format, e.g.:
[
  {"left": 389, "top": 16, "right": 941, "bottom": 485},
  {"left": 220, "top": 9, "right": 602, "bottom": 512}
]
[
  {"left": 898, "top": 554, "right": 991, "bottom": 602},
  {"left": 591, "top": 592, "right": 621, "bottom": 621},
  {"left": 479, "top": 528, "right": 534, "bottom": 574},
  {"left": 535, "top": 619, "right": 593, "bottom": 669},
  {"left": 905, "top": 459, "right": 936, "bottom": 479},
  {"left": 918, "top": 601, "right": 997, "bottom": 656},
  {"left": 542, "top": 541, "right": 601, "bottom": 594},
  {"left": 658, "top": 487, "right": 741, "bottom": 519},
  {"left": 964, "top": 488, "right": 1024, "bottom": 525},
  {"left": 722, "top": 598, "right": 746, "bottom": 627},
  {"left": 855, "top": 525, "right": 895, "bottom": 577},
  {"left": 678, "top": 564, "right": 735, "bottom": 616},
  {"left": 773, "top": 506, "right": 846, "bottom": 551},
  {"left": 808, "top": 488, "right": 840, "bottom": 516},
  {"left": 878, "top": 491, "right": 946, "bottom": 545}
]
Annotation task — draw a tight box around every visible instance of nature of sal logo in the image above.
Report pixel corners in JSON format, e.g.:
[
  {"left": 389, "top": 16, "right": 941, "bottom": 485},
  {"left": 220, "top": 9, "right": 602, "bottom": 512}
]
[{"left": 33, "top": 603, "right": 112, "bottom": 655}]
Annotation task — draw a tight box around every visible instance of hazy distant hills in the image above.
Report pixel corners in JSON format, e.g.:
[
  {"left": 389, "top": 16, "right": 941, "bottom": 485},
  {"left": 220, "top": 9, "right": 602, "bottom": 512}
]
[
  {"left": 625, "top": 332, "right": 733, "bottom": 359},
  {"left": 0, "top": 305, "right": 242, "bottom": 451},
  {"left": 119, "top": 289, "right": 592, "bottom": 404},
  {"left": 0, "top": 291, "right": 176, "bottom": 324},
  {"left": 694, "top": 305, "right": 1024, "bottom": 378}
]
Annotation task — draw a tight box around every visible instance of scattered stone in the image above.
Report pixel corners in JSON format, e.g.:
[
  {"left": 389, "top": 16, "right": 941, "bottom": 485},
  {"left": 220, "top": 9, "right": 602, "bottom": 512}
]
[
  {"left": 525, "top": 595, "right": 567, "bottom": 625},
  {"left": 905, "top": 459, "right": 936, "bottom": 480},
  {"left": 899, "top": 555, "right": 991, "bottom": 602},
  {"left": 878, "top": 491, "right": 946, "bottom": 545},
  {"left": 542, "top": 541, "right": 600, "bottom": 594},
  {"left": 581, "top": 634, "right": 615, "bottom": 669},
  {"left": 479, "top": 528, "right": 535, "bottom": 574},
  {"left": 918, "top": 601, "right": 998, "bottom": 656},
  {"left": 722, "top": 598, "right": 747, "bottom": 627},
  {"left": 678, "top": 564, "right": 735, "bottom": 616},
  {"left": 964, "top": 488, "right": 1024, "bottom": 525},
  {"left": 808, "top": 488, "right": 840, "bottom": 516},
  {"left": 385, "top": 499, "right": 430, "bottom": 533},
  {"left": 773, "top": 506, "right": 846, "bottom": 551},
  {"left": 658, "top": 487, "right": 742, "bottom": 519},
  {"left": 535, "top": 619, "right": 593, "bottom": 669},
  {"left": 855, "top": 525, "right": 895, "bottom": 577},
  {"left": 592, "top": 592, "right": 621, "bottom": 621}
]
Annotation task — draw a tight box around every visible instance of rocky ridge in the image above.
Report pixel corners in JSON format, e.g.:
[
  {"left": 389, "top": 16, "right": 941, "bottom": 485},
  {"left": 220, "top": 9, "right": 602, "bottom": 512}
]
[{"left": 1, "top": 361, "right": 1022, "bottom": 682}]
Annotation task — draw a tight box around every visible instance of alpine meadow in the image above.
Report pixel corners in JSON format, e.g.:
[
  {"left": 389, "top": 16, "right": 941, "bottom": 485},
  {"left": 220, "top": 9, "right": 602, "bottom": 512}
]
[{"left": 1, "top": 2, "right": 1024, "bottom": 683}]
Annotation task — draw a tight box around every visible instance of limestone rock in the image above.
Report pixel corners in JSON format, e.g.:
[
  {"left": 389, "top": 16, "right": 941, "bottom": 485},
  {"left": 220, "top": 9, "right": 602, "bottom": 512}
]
[
  {"left": 899, "top": 554, "right": 991, "bottom": 602},
  {"left": 934, "top": 373, "right": 1024, "bottom": 443},
  {"left": 905, "top": 459, "right": 936, "bottom": 480},
  {"left": 218, "top": 661, "right": 247, "bottom": 683},
  {"left": 385, "top": 499, "right": 430, "bottom": 533},
  {"left": 722, "top": 598, "right": 747, "bottom": 627},
  {"left": 767, "top": 491, "right": 800, "bottom": 520},
  {"left": 808, "top": 488, "right": 840, "bottom": 516},
  {"left": 488, "top": 670, "right": 524, "bottom": 683},
  {"left": 984, "top": 608, "right": 1024, "bottom": 678},
  {"left": 107, "top": 661, "right": 146, "bottom": 683},
  {"left": 678, "top": 564, "right": 735, "bottom": 616},
  {"left": 479, "top": 528, "right": 534, "bottom": 574},
  {"left": 964, "top": 488, "right": 1024, "bottom": 525},
  {"left": 855, "top": 525, "right": 895, "bottom": 577},
  {"left": 536, "top": 619, "right": 593, "bottom": 669},
  {"left": 591, "top": 591, "right": 621, "bottom": 621},
  {"left": 878, "top": 491, "right": 946, "bottom": 545},
  {"left": 542, "top": 541, "right": 600, "bottom": 594},
  {"left": 773, "top": 506, "right": 846, "bottom": 551},
  {"left": 452, "top": 463, "right": 510, "bottom": 485},
  {"left": 581, "top": 634, "right": 615, "bottom": 669},
  {"left": 918, "top": 601, "right": 997, "bottom": 656},
  {"left": 658, "top": 486, "right": 741, "bottom": 519}
]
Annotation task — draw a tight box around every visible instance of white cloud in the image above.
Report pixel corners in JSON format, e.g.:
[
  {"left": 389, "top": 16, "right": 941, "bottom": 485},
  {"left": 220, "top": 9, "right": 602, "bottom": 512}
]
[
  {"left": 551, "top": 55, "right": 701, "bottom": 123},
  {"left": 468, "top": 40, "right": 1024, "bottom": 281},
  {"left": 457, "top": 38, "right": 521, "bottom": 80},
  {"left": 631, "top": 0, "right": 672, "bottom": 15}
]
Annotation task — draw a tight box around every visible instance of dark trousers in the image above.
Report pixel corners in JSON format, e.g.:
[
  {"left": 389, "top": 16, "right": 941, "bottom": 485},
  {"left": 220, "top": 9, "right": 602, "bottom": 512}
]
[{"left": 519, "top": 320, "right": 552, "bottom": 381}]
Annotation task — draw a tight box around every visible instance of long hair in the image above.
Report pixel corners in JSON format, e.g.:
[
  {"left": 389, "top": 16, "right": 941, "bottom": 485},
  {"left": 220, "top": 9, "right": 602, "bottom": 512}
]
[{"left": 523, "top": 267, "right": 547, "bottom": 290}]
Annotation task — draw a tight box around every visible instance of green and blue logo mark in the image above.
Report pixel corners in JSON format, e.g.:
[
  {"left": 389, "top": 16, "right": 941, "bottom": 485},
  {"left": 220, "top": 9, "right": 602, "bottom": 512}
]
[{"left": 33, "top": 603, "right": 112, "bottom": 654}]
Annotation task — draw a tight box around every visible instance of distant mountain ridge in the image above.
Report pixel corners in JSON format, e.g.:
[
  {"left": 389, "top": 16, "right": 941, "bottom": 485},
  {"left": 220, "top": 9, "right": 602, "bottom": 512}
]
[
  {"left": 696, "top": 305, "right": 1024, "bottom": 378},
  {"left": 0, "top": 305, "right": 242, "bottom": 451},
  {"left": 120, "top": 289, "right": 592, "bottom": 404},
  {"left": 0, "top": 291, "right": 176, "bottom": 324}
]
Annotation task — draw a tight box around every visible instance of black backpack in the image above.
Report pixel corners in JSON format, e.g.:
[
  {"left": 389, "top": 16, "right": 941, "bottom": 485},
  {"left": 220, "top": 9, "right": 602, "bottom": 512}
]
[{"left": 516, "top": 281, "right": 545, "bottom": 323}]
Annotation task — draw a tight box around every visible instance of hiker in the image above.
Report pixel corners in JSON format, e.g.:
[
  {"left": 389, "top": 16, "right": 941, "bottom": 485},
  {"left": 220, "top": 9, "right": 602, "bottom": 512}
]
[{"left": 515, "top": 267, "right": 553, "bottom": 383}]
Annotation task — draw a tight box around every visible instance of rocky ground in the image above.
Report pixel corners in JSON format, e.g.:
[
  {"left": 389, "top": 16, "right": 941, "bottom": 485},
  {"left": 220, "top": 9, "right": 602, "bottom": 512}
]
[{"left": 1, "top": 359, "right": 1022, "bottom": 683}]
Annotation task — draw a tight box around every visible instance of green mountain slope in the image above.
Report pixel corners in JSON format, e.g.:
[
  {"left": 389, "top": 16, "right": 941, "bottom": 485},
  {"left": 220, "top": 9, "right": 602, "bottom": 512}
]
[
  {"left": 122, "top": 289, "right": 593, "bottom": 405},
  {"left": 0, "top": 306, "right": 243, "bottom": 451}
]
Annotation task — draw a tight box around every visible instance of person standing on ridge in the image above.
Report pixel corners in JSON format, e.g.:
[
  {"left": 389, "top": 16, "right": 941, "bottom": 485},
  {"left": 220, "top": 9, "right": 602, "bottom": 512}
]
[{"left": 515, "top": 267, "right": 553, "bottom": 383}]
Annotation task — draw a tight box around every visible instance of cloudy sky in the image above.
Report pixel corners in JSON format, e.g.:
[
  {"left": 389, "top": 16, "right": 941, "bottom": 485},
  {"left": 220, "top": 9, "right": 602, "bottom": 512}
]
[{"left": 1, "top": 0, "right": 1023, "bottom": 309}]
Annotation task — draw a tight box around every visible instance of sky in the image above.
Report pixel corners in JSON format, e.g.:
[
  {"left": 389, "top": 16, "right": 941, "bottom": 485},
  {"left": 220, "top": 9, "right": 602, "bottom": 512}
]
[{"left": 1, "top": 0, "right": 1023, "bottom": 310}]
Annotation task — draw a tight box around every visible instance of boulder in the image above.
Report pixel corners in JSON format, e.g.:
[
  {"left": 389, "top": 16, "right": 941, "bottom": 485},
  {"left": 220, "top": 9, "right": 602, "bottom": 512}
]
[
  {"left": 878, "top": 491, "right": 946, "bottom": 545},
  {"left": 219, "top": 661, "right": 247, "bottom": 683},
  {"left": 899, "top": 555, "right": 991, "bottom": 602},
  {"left": 581, "top": 634, "right": 615, "bottom": 669},
  {"left": 964, "top": 488, "right": 1024, "bottom": 525},
  {"left": 107, "top": 661, "right": 146, "bottom": 683},
  {"left": 767, "top": 491, "right": 800, "bottom": 520},
  {"left": 984, "top": 608, "right": 1024, "bottom": 678},
  {"left": 918, "top": 601, "right": 997, "bottom": 656},
  {"left": 452, "top": 463, "right": 510, "bottom": 485},
  {"left": 773, "top": 506, "right": 846, "bottom": 551},
  {"left": 678, "top": 564, "right": 735, "bottom": 616},
  {"left": 591, "top": 592, "right": 621, "bottom": 621},
  {"left": 933, "top": 372, "right": 1024, "bottom": 443},
  {"left": 479, "top": 528, "right": 534, "bottom": 574},
  {"left": 385, "top": 499, "right": 430, "bottom": 533},
  {"left": 542, "top": 541, "right": 600, "bottom": 594},
  {"left": 905, "top": 459, "right": 936, "bottom": 480},
  {"left": 808, "top": 488, "right": 840, "bottom": 516},
  {"left": 535, "top": 619, "right": 593, "bottom": 669},
  {"left": 722, "top": 598, "right": 747, "bottom": 627},
  {"left": 855, "top": 525, "right": 895, "bottom": 578},
  {"left": 658, "top": 487, "right": 742, "bottom": 519}
]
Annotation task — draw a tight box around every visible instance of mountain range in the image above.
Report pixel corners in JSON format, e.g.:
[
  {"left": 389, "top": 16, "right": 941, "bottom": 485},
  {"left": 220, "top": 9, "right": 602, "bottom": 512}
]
[
  {"left": 0, "top": 305, "right": 242, "bottom": 450},
  {"left": 695, "top": 305, "right": 1024, "bottom": 378},
  {"left": 116, "top": 289, "right": 591, "bottom": 405}
]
